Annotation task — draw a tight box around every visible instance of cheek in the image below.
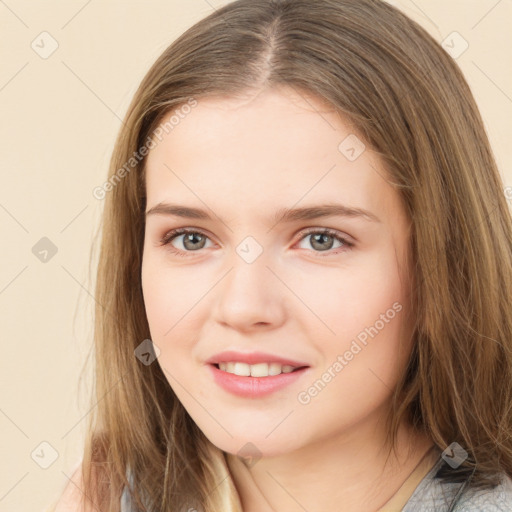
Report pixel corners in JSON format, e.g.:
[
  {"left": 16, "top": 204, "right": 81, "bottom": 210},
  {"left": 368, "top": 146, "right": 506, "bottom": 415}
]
[
  {"left": 141, "top": 253, "right": 205, "bottom": 332},
  {"left": 141, "top": 256, "right": 211, "bottom": 376},
  {"left": 292, "top": 250, "right": 406, "bottom": 338},
  {"left": 141, "top": 264, "right": 170, "bottom": 336},
  {"left": 333, "top": 255, "right": 411, "bottom": 385},
  {"left": 305, "top": 253, "right": 410, "bottom": 390},
  {"left": 141, "top": 262, "right": 184, "bottom": 356}
]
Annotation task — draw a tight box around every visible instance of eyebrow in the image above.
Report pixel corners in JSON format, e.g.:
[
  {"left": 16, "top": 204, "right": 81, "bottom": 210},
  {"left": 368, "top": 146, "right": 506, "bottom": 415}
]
[{"left": 145, "top": 202, "right": 381, "bottom": 224}]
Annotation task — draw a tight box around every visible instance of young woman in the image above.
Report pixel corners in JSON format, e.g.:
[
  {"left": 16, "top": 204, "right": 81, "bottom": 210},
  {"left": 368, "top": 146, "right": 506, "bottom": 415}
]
[{"left": 53, "top": 0, "right": 512, "bottom": 510}]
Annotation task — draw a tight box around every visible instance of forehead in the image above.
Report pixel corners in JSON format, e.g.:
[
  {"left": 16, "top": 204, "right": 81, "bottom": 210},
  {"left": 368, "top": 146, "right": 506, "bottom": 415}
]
[{"left": 144, "top": 87, "right": 398, "bottom": 222}]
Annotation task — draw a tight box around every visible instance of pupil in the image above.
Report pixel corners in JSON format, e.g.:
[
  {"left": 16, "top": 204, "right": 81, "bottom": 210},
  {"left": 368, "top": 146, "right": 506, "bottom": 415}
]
[
  {"left": 184, "top": 233, "right": 204, "bottom": 250},
  {"left": 312, "top": 233, "right": 333, "bottom": 250}
]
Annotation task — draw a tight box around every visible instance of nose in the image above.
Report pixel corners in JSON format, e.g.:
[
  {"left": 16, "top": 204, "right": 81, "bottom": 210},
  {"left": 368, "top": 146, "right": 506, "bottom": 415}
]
[{"left": 211, "top": 248, "right": 286, "bottom": 331}]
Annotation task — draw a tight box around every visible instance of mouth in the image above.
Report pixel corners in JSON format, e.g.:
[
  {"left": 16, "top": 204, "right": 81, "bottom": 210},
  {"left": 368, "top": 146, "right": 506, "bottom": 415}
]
[
  {"left": 211, "top": 362, "right": 309, "bottom": 377},
  {"left": 208, "top": 362, "right": 310, "bottom": 397}
]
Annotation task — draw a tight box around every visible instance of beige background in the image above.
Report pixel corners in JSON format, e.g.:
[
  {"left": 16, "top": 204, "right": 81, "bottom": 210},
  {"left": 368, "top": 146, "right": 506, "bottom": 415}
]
[{"left": 0, "top": 1, "right": 510, "bottom": 511}]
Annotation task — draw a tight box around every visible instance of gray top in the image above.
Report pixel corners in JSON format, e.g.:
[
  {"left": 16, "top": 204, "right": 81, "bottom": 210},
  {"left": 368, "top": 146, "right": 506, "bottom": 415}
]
[
  {"left": 401, "top": 451, "right": 512, "bottom": 511},
  {"left": 121, "top": 453, "right": 512, "bottom": 511}
]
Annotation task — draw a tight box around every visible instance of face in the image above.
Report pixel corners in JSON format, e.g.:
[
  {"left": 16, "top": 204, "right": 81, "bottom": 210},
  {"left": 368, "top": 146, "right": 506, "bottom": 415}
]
[{"left": 141, "top": 86, "right": 414, "bottom": 458}]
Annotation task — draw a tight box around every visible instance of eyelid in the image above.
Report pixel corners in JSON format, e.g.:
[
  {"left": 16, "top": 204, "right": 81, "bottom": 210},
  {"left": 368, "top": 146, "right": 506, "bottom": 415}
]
[
  {"left": 295, "top": 226, "right": 356, "bottom": 245},
  {"left": 158, "top": 226, "right": 355, "bottom": 255},
  {"left": 159, "top": 226, "right": 216, "bottom": 247}
]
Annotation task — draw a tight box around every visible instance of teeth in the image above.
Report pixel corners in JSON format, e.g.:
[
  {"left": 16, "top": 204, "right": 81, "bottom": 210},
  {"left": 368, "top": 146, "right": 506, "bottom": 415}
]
[{"left": 217, "top": 362, "right": 299, "bottom": 377}]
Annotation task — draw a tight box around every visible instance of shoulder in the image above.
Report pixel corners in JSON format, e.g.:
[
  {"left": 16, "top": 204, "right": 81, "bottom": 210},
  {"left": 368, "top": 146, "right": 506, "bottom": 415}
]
[
  {"left": 53, "top": 462, "right": 99, "bottom": 512},
  {"left": 453, "top": 473, "right": 512, "bottom": 511},
  {"left": 403, "top": 454, "right": 512, "bottom": 512}
]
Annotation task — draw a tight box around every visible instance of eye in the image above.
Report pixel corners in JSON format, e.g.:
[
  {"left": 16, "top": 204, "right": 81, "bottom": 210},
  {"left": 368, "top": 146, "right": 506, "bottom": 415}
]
[
  {"left": 158, "top": 227, "right": 354, "bottom": 257},
  {"left": 295, "top": 227, "right": 354, "bottom": 256},
  {"left": 159, "top": 227, "right": 213, "bottom": 257}
]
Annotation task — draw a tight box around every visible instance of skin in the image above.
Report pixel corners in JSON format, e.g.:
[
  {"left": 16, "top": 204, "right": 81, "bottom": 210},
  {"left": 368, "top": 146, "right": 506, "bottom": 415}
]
[{"left": 141, "top": 86, "right": 434, "bottom": 512}]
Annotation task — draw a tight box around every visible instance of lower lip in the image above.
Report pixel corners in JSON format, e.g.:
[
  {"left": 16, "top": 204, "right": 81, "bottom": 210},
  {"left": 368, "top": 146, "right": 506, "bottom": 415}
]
[{"left": 207, "top": 364, "right": 310, "bottom": 398}]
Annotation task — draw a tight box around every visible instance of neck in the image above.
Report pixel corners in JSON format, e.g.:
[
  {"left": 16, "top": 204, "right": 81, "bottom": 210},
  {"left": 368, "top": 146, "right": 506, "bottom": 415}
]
[{"left": 226, "top": 417, "right": 434, "bottom": 512}]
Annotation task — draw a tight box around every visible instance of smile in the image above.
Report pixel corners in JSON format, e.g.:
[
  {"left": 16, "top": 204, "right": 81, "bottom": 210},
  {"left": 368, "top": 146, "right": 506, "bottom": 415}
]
[
  {"left": 216, "top": 361, "right": 303, "bottom": 377},
  {"left": 208, "top": 363, "right": 310, "bottom": 398}
]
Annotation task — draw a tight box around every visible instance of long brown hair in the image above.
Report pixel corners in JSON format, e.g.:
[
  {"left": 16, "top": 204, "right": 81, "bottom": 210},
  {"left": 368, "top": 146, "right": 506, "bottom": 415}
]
[{"left": 78, "top": 0, "right": 512, "bottom": 510}]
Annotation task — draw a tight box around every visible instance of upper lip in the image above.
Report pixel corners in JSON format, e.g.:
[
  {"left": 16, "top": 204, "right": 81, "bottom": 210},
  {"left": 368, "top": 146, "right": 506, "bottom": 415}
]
[{"left": 205, "top": 350, "right": 310, "bottom": 368}]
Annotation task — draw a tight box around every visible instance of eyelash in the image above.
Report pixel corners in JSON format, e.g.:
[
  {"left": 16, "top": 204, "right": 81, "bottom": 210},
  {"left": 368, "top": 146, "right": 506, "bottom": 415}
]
[{"left": 158, "top": 227, "right": 354, "bottom": 258}]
